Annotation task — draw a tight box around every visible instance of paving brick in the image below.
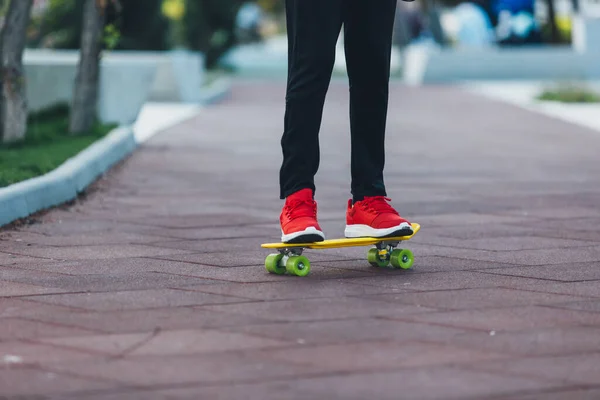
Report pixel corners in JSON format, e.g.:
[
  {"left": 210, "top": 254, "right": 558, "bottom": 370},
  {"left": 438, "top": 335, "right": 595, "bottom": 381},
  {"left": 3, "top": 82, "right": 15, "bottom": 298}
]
[
  {"left": 127, "top": 224, "right": 282, "bottom": 240},
  {"left": 468, "top": 353, "right": 600, "bottom": 385},
  {"left": 476, "top": 262, "right": 600, "bottom": 282},
  {"left": 0, "top": 341, "right": 98, "bottom": 365},
  {"left": 499, "top": 206, "right": 600, "bottom": 219},
  {"left": 145, "top": 236, "right": 275, "bottom": 253},
  {"left": 218, "top": 318, "right": 469, "bottom": 345},
  {"left": 346, "top": 271, "right": 549, "bottom": 291},
  {"left": 5, "top": 271, "right": 217, "bottom": 292},
  {"left": 4, "top": 244, "right": 193, "bottom": 261},
  {"left": 25, "top": 288, "right": 253, "bottom": 311},
  {"left": 153, "top": 247, "right": 358, "bottom": 266},
  {"left": 41, "top": 329, "right": 291, "bottom": 357},
  {"left": 37, "top": 331, "right": 153, "bottom": 356},
  {"left": 499, "top": 388, "right": 600, "bottom": 400},
  {"left": 532, "top": 229, "right": 600, "bottom": 242},
  {"left": 367, "top": 255, "right": 519, "bottom": 273},
  {"left": 529, "top": 217, "right": 600, "bottom": 233},
  {"left": 545, "top": 299, "right": 600, "bottom": 313},
  {"left": 419, "top": 235, "right": 594, "bottom": 251},
  {"left": 420, "top": 245, "right": 600, "bottom": 266},
  {"left": 0, "top": 251, "right": 51, "bottom": 266},
  {"left": 364, "top": 287, "right": 586, "bottom": 311},
  {"left": 0, "top": 318, "right": 98, "bottom": 341},
  {"left": 10, "top": 257, "right": 209, "bottom": 275},
  {"left": 45, "top": 353, "right": 322, "bottom": 387},
  {"left": 116, "top": 366, "right": 563, "bottom": 400},
  {"left": 257, "top": 340, "right": 509, "bottom": 371},
  {"left": 200, "top": 296, "right": 437, "bottom": 322},
  {"left": 511, "top": 281, "right": 600, "bottom": 298},
  {"left": 0, "top": 266, "right": 68, "bottom": 282},
  {"left": 151, "top": 264, "right": 375, "bottom": 283},
  {"left": 0, "top": 369, "right": 122, "bottom": 397},
  {"left": 440, "top": 326, "right": 600, "bottom": 357},
  {"left": 26, "top": 307, "right": 272, "bottom": 335},
  {"left": 0, "top": 230, "right": 168, "bottom": 247},
  {"left": 0, "top": 298, "right": 85, "bottom": 319},
  {"left": 24, "top": 219, "right": 160, "bottom": 237},
  {"left": 422, "top": 223, "right": 545, "bottom": 241},
  {"left": 114, "top": 213, "right": 272, "bottom": 229},
  {"left": 397, "top": 305, "right": 600, "bottom": 332},
  {"left": 407, "top": 213, "right": 533, "bottom": 228},
  {"left": 44, "top": 390, "right": 174, "bottom": 400},
  {"left": 0, "top": 280, "right": 69, "bottom": 297},
  {"left": 179, "top": 280, "right": 403, "bottom": 301}
]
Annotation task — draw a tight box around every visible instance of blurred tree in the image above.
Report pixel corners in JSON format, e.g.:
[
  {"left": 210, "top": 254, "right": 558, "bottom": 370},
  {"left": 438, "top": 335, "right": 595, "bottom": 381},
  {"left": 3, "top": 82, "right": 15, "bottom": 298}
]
[
  {"left": 183, "top": 0, "right": 244, "bottom": 68},
  {"left": 545, "top": 0, "right": 560, "bottom": 43},
  {"left": 420, "top": 0, "right": 448, "bottom": 45},
  {"left": 0, "top": 0, "right": 34, "bottom": 143},
  {"left": 32, "top": 0, "right": 246, "bottom": 68},
  {"left": 162, "top": 0, "right": 187, "bottom": 47},
  {"left": 69, "top": 0, "right": 105, "bottom": 134},
  {"left": 32, "top": 0, "right": 169, "bottom": 51},
  {"left": 105, "top": 0, "right": 169, "bottom": 50}
]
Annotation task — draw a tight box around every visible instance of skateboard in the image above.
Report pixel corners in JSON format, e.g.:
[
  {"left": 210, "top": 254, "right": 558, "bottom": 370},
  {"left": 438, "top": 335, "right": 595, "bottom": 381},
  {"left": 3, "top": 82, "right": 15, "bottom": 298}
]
[{"left": 261, "top": 223, "right": 420, "bottom": 277}]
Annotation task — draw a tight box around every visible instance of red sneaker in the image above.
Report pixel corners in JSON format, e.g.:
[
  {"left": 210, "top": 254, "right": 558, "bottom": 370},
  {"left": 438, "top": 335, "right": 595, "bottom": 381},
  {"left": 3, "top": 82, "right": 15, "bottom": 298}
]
[
  {"left": 345, "top": 196, "right": 413, "bottom": 238},
  {"left": 280, "top": 188, "right": 325, "bottom": 243}
]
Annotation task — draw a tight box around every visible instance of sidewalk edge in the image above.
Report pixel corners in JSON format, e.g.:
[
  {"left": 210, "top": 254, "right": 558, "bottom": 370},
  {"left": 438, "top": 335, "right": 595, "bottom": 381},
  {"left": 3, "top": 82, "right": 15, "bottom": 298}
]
[{"left": 0, "top": 126, "right": 137, "bottom": 227}]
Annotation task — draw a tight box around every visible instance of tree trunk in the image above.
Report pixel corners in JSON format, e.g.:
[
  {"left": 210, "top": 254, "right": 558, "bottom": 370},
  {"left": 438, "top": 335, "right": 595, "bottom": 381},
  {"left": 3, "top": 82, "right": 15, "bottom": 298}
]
[
  {"left": 0, "top": 0, "right": 34, "bottom": 144},
  {"left": 69, "top": 0, "right": 104, "bottom": 135},
  {"left": 546, "top": 0, "right": 560, "bottom": 44}
]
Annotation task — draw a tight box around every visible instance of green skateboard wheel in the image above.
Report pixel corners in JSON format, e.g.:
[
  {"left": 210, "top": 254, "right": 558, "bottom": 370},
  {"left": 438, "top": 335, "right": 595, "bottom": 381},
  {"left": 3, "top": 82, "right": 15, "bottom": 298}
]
[
  {"left": 285, "top": 255, "right": 311, "bottom": 277},
  {"left": 265, "top": 253, "right": 285, "bottom": 275},
  {"left": 390, "top": 249, "right": 414, "bottom": 269},
  {"left": 367, "top": 248, "right": 389, "bottom": 268}
]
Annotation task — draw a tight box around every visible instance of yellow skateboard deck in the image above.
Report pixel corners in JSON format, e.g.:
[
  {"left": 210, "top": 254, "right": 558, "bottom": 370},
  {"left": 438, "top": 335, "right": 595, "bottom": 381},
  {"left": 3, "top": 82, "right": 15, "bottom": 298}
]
[{"left": 261, "top": 223, "right": 420, "bottom": 277}]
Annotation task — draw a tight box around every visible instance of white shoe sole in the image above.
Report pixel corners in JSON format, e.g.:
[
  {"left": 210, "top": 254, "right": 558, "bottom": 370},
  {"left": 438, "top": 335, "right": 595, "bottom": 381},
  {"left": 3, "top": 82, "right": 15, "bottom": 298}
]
[
  {"left": 344, "top": 222, "right": 413, "bottom": 238},
  {"left": 281, "top": 226, "right": 325, "bottom": 243}
]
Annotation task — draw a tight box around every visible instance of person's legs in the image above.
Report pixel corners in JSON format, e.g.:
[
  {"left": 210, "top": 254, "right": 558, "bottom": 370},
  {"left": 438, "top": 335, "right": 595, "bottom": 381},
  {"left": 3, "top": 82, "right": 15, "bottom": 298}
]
[
  {"left": 279, "top": 0, "right": 343, "bottom": 200},
  {"left": 343, "top": 0, "right": 413, "bottom": 238},
  {"left": 279, "top": 0, "right": 343, "bottom": 243},
  {"left": 343, "top": 0, "right": 396, "bottom": 201}
]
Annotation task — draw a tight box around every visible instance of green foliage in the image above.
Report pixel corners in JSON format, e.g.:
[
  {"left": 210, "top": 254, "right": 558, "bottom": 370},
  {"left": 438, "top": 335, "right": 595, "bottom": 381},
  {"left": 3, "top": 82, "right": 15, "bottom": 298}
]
[
  {"left": 537, "top": 84, "right": 600, "bottom": 103},
  {"left": 183, "top": 0, "right": 245, "bottom": 68},
  {"left": 0, "top": 103, "right": 116, "bottom": 187},
  {"left": 30, "top": 0, "right": 170, "bottom": 51},
  {"left": 30, "top": 0, "right": 245, "bottom": 68},
  {"left": 103, "top": 23, "right": 121, "bottom": 50}
]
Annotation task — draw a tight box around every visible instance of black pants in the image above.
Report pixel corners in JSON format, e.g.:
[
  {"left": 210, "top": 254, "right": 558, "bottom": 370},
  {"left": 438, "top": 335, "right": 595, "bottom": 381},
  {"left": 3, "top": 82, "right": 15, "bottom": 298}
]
[{"left": 279, "top": 0, "right": 398, "bottom": 200}]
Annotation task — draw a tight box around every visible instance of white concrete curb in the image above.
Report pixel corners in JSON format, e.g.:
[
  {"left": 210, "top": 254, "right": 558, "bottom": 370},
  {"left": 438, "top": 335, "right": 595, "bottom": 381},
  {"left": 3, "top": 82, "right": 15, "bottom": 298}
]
[
  {"left": 462, "top": 81, "right": 600, "bottom": 134},
  {"left": 0, "top": 126, "right": 136, "bottom": 227}
]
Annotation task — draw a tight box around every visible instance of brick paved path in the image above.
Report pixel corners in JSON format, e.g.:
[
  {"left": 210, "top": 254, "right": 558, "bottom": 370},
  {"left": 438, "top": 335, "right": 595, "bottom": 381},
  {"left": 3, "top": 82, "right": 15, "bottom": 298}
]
[{"left": 2, "top": 80, "right": 600, "bottom": 399}]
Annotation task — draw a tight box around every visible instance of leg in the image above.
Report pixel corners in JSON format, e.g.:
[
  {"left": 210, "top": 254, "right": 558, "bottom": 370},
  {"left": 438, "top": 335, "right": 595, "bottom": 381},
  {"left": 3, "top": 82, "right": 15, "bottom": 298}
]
[
  {"left": 343, "top": 0, "right": 413, "bottom": 239},
  {"left": 343, "top": 0, "right": 398, "bottom": 201},
  {"left": 279, "top": 0, "right": 343, "bottom": 199}
]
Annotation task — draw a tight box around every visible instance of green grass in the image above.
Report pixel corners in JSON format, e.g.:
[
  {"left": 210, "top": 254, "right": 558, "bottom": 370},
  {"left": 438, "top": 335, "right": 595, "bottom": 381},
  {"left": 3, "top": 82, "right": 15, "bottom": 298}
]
[
  {"left": 537, "top": 85, "right": 600, "bottom": 103},
  {"left": 0, "top": 104, "right": 116, "bottom": 188}
]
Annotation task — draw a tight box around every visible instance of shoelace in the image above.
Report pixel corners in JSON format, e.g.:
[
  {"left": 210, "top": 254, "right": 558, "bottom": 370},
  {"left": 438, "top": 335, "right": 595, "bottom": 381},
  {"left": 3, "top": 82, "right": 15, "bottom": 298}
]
[
  {"left": 285, "top": 199, "right": 317, "bottom": 219},
  {"left": 360, "top": 196, "right": 399, "bottom": 215}
]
